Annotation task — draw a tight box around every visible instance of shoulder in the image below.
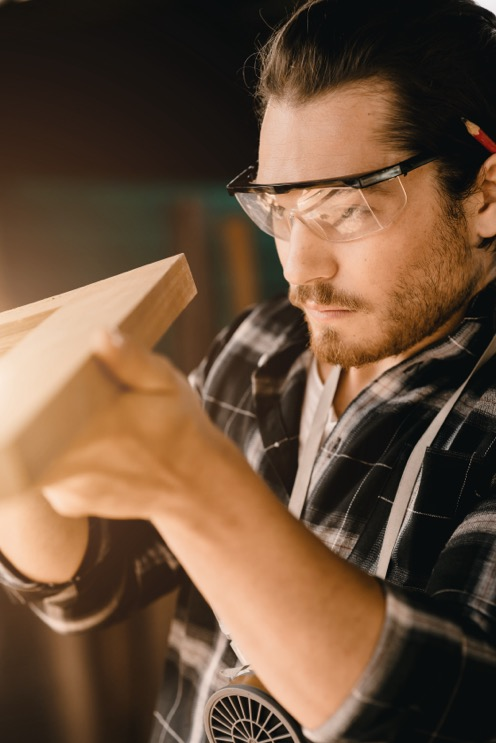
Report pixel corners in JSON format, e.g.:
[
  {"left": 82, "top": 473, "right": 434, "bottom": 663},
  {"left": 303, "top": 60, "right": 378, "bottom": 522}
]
[
  {"left": 217, "top": 294, "right": 305, "bottom": 354},
  {"left": 189, "top": 295, "right": 307, "bottom": 392}
]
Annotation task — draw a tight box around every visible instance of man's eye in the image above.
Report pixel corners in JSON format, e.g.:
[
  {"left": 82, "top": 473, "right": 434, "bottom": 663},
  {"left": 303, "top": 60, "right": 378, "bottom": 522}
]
[
  {"left": 272, "top": 204, "right": 286, "bottom": 220},
  {"left": 338, "top": 205, "right": 377, "bottom": 225},
  {"left": 259, "top": 193, "right": 287, "bottom": 217},
  {"left": 315, "top": 205, "right": 369, "bottom": 223},
  {"left": 258, "top": 193, "right": 274, "bottom": 207},
  {"left": 339, "top": 206, "right": 370, "bottom": 221}
]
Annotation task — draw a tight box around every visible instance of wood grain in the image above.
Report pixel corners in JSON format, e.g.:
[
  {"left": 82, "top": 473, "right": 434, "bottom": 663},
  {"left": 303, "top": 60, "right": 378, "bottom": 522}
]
[
  {"left": 0, "top": 254, "right": 196, "bottom": 497},
  {"left": 0, "top": 282, "right": 107, "bottom": 358}
]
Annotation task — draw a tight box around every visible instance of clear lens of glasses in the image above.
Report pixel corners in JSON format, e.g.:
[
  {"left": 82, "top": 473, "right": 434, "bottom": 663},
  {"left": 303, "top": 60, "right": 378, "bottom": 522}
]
[{"left": 235, "top": 176, "right": 407, "bottom": 242}]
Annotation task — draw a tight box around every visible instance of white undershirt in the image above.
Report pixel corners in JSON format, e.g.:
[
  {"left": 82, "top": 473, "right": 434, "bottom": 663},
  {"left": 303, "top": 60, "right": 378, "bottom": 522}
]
[{"left": 299, "top": 357, "right": 338, "bottom": 452}]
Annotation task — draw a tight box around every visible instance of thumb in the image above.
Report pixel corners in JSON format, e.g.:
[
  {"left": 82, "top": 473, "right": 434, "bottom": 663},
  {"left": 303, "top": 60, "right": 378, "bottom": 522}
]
[{"left": 91, "top": 329, "right": 176, "bottom": 393}]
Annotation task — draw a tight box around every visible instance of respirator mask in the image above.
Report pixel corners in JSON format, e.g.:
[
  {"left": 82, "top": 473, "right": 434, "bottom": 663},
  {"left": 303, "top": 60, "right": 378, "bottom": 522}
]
[{"left": 204, "top": 668, "right": 305, "bottom": 743}]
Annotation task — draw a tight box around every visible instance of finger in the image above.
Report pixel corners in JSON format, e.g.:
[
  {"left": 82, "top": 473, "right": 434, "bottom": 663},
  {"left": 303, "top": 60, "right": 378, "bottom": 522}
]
[
  {"left": 40, "top": 432, "right": 177, "bottom": 519},
  {"left": 91, "top": 328, "right": 177, "bottom": 393},
  {"left": 42, "top": 475, "right": 163, "bottom": 520},
  {"left": 42, "top": 480, "right": 93, "bottom": 519}
]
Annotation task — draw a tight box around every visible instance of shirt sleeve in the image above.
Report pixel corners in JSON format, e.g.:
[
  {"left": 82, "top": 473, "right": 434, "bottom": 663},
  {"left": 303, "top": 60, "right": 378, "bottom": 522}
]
[
  {"left": 303, "top": 497, "right": 496, "bottom": 743},
  {"left": 0, "top": 518, "right": 183, "bottom": 633}
]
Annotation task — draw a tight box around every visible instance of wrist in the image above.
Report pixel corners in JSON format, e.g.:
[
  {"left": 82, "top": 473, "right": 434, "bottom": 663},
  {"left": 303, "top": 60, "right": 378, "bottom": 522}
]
[{"left": 150, "top": 431, "right": 281, "bottom": 558}]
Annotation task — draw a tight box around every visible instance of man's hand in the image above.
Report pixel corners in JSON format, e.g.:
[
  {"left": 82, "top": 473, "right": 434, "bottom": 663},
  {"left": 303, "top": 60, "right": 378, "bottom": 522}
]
[{"left": 42, "top": 329, "right": 224, "bottom": 522}]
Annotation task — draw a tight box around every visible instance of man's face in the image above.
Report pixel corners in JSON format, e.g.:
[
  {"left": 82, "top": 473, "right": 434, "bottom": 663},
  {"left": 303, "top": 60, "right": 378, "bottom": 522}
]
[{"left": 257, "top": 84, "right": 489, "bottom": 369}]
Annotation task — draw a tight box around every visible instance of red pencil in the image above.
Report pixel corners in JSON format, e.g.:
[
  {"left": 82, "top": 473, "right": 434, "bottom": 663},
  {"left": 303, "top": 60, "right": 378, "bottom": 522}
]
[{"left": 463, "top": 118, "right": 496, "bottom": 154}]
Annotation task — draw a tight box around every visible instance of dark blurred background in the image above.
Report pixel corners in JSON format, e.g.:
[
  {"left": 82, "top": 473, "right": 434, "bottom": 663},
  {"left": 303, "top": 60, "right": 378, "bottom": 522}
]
[
  {"left": 0, "top": 0, "right": 292, "bottom": 365},
  {"left": 0, "top": 0, "right": 286, "bottom": 179},
  {"left": 0, "top": 2, "right": 292, "bottom": 742}
]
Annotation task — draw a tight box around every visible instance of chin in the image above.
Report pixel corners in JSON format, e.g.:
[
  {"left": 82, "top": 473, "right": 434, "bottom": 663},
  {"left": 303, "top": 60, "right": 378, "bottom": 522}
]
[{"left": 309, "top": 323, "right": 409, "bottom": 369}]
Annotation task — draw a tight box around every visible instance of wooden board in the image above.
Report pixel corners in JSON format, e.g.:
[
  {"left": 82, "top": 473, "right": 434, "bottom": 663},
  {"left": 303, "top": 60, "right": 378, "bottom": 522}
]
[
  {"left": 0, "top": 281, "right": 112, "bottom": 358},
  {"left": 0, "top": 254, "right": 196, "bottom": 498}
]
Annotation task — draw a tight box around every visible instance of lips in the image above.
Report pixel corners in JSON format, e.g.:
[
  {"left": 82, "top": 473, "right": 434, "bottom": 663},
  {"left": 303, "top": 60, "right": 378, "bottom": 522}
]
[
  {"left": 306, "top": 302, "right": 351, "bottom": 312},
  {"left": 289, "top": 285, "right": 364, "bottom": 318},
  {"left": 305, "top": 301, "right": 352, "bottom": 313},
  {"left": 303, "top": 302, "right": 353, "bottom": 322}
]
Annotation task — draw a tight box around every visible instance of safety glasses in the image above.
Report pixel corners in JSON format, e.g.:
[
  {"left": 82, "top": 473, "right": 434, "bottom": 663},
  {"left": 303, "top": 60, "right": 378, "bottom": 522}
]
[{"left": 226, "top": 154, "right": 437, "bottom": 242}]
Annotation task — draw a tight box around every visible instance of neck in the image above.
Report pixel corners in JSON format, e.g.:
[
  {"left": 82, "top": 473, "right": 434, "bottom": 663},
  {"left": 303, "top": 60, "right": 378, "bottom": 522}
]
[{"left": 318, "top": 358, "right": 399, "bottom": 419}]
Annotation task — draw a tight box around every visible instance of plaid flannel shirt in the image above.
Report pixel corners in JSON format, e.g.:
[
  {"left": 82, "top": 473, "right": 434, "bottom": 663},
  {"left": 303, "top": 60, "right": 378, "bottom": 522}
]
[{"left": 2, "top": 284, "right": 496, "bottom": 743}]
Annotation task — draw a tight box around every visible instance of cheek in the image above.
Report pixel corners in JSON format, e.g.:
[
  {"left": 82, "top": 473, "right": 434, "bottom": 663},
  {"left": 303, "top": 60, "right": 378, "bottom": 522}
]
[
  {"left": 274, "top": 237, "right": 289, "bottom": 266},
  {"left": 345, "top": 241, "right": 401, "bottom": 290}
]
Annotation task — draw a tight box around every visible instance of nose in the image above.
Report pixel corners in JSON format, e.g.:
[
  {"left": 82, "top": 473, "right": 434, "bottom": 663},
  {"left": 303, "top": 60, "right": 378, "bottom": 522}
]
[{"left": 277, "top": 216, "right": 339, "bottom": 286}]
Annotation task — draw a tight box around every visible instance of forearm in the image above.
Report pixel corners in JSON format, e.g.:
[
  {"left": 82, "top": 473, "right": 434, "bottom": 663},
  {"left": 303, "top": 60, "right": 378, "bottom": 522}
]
[
  {"left": 36, "top": 332, "right": 496, "bottom": 739},
  {"left": 151, "top": 429, "right": 385, "bottom": 730},
  {"left": 0, "top": 490, "right": 88, "bottom": 583},
  {"left": 39, "top": 333, "right": 496, "bottom": 737},
  {"left": 38, "top": 332, "right": 384, "bottom": 727},
  {"left": 153, "top": 427, "right": 496, "bottom": 740}
]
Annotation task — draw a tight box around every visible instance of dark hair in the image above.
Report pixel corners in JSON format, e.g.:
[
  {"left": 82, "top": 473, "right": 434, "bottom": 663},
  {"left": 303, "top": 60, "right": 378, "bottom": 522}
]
[{"left": 256, "top": 0, "right": 496, "bottom": 246}]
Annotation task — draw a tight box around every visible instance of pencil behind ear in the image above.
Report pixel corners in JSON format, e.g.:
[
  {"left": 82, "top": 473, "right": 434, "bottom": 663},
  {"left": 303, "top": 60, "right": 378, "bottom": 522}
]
[{"left": 475, "top": 154, "right": 496, "bottom": 241}]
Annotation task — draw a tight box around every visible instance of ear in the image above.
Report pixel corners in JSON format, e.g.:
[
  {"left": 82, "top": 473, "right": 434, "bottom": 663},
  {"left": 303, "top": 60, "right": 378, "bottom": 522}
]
[{"left": 475, "top": 154, "right": 496, "bottom": 239}]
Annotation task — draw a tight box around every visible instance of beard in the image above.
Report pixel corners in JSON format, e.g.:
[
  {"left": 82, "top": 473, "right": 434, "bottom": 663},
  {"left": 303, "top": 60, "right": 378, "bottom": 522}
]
[{"left": 288, "top": 215, "right": 484, "bottom": 369}]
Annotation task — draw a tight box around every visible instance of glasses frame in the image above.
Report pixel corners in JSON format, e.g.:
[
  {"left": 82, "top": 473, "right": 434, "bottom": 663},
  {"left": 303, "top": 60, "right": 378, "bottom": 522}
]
[{"left": 226, "top": 153, "right": 437, "bottom": 196}]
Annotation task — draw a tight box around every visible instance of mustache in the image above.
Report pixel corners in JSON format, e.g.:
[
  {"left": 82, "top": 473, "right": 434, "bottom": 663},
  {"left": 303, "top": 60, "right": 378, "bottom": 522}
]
[{"left": 289, "top": 283, "right": 367, "bottom": 311}]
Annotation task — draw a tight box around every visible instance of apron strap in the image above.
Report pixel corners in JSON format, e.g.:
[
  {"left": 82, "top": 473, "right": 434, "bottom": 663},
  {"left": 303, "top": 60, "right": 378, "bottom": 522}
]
[{"left": 376, "top": 334, "right": 496, "bottom": 578}]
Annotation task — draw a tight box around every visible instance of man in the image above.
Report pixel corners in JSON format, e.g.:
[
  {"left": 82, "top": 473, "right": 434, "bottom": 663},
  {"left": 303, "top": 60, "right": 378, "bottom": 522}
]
[{"left": 1, "top": 0, "right": 496, "bottom": 741}]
